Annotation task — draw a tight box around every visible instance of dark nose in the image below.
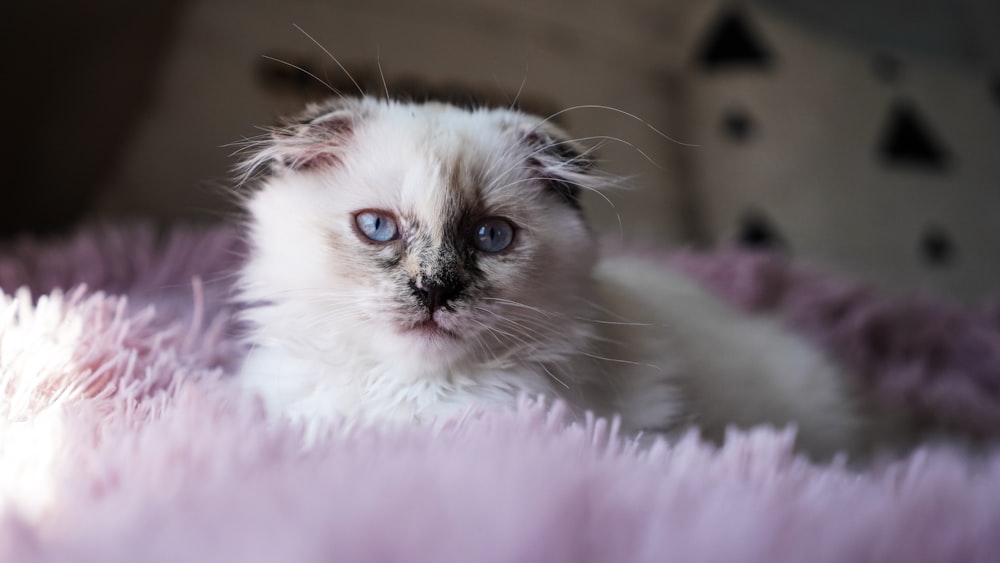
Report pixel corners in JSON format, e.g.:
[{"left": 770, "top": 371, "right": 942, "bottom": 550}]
[{"left": 412, "top": 279, "right": 461, "bottom": 313}]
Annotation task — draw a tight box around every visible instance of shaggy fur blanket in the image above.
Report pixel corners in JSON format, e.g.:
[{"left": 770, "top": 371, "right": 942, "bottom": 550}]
[{"left": 1, "top": 225, "right": 999, "bottom": 562}]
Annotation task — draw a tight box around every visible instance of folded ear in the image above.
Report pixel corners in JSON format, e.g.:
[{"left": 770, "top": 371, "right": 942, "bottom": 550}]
[
  {"left": 522, "top": 122, "right": 596, "bottom": 209},
  {"left": 237, "top": 98, "right": 361, "bottom": 181}
]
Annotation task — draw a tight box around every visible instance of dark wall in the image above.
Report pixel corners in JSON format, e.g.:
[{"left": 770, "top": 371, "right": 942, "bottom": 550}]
[
  {"left": 0, "top": 1, "right": 186, "bottom": 238},
  {"left": 760, "top": 0, "right": 1000, "bottom": 63}
]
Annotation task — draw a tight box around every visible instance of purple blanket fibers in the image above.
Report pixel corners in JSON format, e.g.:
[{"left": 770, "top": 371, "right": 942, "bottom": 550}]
[{"left": 0, "top": 225, "right": 998, "bottom": 563}]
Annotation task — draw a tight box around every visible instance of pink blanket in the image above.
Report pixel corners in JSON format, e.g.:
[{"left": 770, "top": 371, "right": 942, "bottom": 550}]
[{"left": 1, "top": 225, "right": 998, "bottom": 562}]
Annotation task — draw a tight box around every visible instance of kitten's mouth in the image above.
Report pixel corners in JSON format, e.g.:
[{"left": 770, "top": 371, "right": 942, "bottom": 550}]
[{"left": 400, "top": 317, "right": 459, "bottom": 339}]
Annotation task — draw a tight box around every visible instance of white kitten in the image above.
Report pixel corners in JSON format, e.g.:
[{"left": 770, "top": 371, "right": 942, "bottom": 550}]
[{"left": 236, "top": 97, "right": 863, "bottom": 457}]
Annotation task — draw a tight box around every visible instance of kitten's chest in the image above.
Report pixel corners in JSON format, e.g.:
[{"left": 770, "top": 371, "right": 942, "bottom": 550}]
[{"left": 239, "top": 344, "right": 556, "bottom": 426}]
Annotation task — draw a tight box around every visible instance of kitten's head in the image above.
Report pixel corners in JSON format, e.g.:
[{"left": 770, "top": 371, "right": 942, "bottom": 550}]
[{"left": 238, "top": 97, "right": 603, "bottom": 370}]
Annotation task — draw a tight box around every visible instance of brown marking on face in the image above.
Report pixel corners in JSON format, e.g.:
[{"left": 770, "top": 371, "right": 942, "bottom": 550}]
[
  {"left": 402, "top": 250, "right": 422, "bottom": 279},
  {"left": 443, "top": 156, "right": 490, "bottom": 239},
  {"left": 385, "top": 153, "right": 495, "bottom": 307}
]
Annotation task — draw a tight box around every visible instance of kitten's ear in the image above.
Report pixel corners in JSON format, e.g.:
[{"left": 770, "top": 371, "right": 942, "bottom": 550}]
[
  {"left": 237, "top": 99, "right": 360, "bottom": 180},
  {"left": 522, "top": 123, "right": 596, "bottom": 209}
]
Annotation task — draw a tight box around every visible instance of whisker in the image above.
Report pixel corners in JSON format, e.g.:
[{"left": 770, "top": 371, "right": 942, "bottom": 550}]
[
  {"left": 479, "top": 142, "right": 523, "bottom": 189},
  {"left": 260, "top": 55, "right": 341, "bottom": 96},
  {"left": 544, "top": 134, "right": 663, "bottom": 169},
  {"left": 468, "top": 317, "right": 504, "bottom": 346},
  {"left": 473, "top": 309, "right": 542, "bottom": 341},
  {"left": 480, "top": 297, "right": 556, "bottom": 318},
  {"left": 488, "top": 306, "right": 644, "bottom": 352},
  {"left": 578, "top": 299, "right": 638, "bottom": 323},
  {"left": 292, "top": 23, "right": 365, "bottom": 97},
  {"left": 465, "top": 321, "right": 497, "bottom": 361},
  {"left": 538, "top": 362, "right": 570, "bottom": 389},
  {"left": 483, "top": 312, "right": 557, "bottom": 342},
  {"left": 376, "top": 45, "right": 390, "bottom": 100},
  {"left": 534, "top": 104, "right": 699, "bottom": 148},
  {"left": 577, "top": 318, "right": 654, "bottom": 327},
  {"left": 470, "top": 308, "right": 562, "bottom": 360},
  {"left": 578, "top": 352, "right": 660, "bottom": 370},
  {"left": 510, "top": 69, "right": 528, "bottom": 111}
]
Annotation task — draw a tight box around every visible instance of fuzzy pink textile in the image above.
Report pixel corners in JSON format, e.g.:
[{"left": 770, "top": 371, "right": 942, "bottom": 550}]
[{"left": 1, "top": 225, "right": 999, "bottom": 563}]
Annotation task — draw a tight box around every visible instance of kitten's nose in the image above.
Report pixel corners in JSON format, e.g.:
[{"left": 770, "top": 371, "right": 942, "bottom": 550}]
[{"left": 412, "top": 279, "right": 461, "bottom": 313}]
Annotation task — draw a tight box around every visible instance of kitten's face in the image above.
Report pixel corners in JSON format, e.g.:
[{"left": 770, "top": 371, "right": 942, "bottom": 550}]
[{"left": 240, "top": 98, "right": 599, "bottom": 366}]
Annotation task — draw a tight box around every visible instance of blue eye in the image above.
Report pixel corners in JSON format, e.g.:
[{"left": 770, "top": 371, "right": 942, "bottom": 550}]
[
  {"left": 473, "top": 218, "right": 515, "bottom": 253},
  {"left": 355, "top": 211, "right": 399, "bottom": 242}
]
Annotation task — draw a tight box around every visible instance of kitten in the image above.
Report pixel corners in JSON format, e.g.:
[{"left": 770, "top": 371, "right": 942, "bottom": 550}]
[{"left": 235, "top": 97, "right": 863, "bottom": 457}]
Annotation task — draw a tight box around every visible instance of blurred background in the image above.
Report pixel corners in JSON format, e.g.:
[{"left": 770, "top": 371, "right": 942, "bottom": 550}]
[{"left": 2, "top": 0, "right": 999, "bottom": 302}]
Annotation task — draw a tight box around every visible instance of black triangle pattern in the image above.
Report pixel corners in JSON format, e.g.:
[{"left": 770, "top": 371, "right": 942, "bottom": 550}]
[
  {"left": 879, "top": 102, "right": 949, "bottom": 170},
  {"left": 697, "top": 9, "right": 773, "bottom": 70},
  {"left": 920, "top": 226, "right": 956, "bottom": 267},
  {"left": 738, "top": 211, "right": 786, "bottom": 251},
  {"left": 722, "top": 108, "right": 755, "bottom": 142}
]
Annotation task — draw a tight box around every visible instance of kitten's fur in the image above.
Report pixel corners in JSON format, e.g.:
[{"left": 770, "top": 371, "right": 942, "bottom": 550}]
[{"left": 237, "top": 97, "right": 863, "bottom": 457}]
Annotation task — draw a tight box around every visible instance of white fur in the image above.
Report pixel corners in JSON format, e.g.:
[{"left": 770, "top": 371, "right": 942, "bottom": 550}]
[{"left": 237, "top": 98, "right": 863, "bottom": 456}]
